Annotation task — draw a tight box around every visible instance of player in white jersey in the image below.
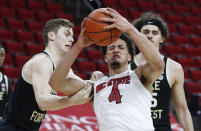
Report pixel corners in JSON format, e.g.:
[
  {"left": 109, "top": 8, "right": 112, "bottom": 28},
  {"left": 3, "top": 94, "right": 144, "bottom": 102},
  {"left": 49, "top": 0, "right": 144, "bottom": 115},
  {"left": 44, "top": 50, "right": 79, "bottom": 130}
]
[
  {"left": 94, "top": 70, "right": 153, "bottom": 130},
  {"left": 48, "top": 8, "right": 164, "bottom": 131}
]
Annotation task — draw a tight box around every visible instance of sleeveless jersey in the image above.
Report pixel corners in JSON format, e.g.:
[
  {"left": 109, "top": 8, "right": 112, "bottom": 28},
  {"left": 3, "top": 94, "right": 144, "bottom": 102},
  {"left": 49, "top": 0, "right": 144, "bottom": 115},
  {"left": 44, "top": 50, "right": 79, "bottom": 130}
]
[
  {"left": 0, "top": 72, "right": 12, "bottom": 120},
  {"left": 4, "top": 52, "right": 55, "bottom": 131},
  {"left": 131, "top": 57, "right": 171, "bottom": 131},
  {"left": 94, "top": 70, "right": 154, "bottom": 131}
]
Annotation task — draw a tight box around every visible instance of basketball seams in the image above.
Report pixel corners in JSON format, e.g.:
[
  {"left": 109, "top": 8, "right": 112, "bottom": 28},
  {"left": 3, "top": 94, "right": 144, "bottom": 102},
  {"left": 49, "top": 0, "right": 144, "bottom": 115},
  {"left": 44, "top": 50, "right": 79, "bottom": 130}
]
[
  {"left": 95, "top": 13, "right": 115, "bottom": 44},
  {"left": 85, "top": 18, "right": 111, "bottom": 33},
  {"left": 86, "top": 29, "right": 113, "bottom": 33},
  {"left": 85, "top": 8, "right": 121, "bottom": 46},
  {"left": 104, "top": 13, "right": 110, "bottom": 19},
  {"left": 86, "top": 34, "right": 93, "bottom": 43},
  {"left": 96, "top": 35, "right": 119, "bottom": 44}
]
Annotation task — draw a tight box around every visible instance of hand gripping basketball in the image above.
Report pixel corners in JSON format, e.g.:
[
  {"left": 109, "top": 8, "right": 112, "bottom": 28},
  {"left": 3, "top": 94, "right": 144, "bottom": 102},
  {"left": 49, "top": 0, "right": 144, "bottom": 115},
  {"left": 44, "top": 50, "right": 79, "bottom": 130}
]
[{"left": 84, "top": 8, "right": 122, "bottom": 46}]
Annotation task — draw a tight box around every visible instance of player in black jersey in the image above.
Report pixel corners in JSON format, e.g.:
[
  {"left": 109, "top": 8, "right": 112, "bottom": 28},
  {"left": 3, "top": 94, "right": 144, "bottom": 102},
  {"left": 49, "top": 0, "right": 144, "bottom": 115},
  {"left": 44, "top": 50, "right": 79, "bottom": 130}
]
[
  {"left": 0, "top": 19, "right": 94, "bottom": 131},
  {"left": 130, "top": 12, "right": 194, "bottom": 131},
  {"left": 0, "top": 46, "right": 12, "bottom": 121}
]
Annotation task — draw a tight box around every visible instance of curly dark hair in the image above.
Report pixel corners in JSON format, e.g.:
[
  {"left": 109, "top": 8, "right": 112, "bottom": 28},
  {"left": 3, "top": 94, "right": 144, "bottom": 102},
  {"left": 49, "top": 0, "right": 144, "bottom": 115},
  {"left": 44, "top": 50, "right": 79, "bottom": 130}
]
[
  {"left": 100, "top": 33, "right": 135, "bottom": 64},
  {"left": 132, "top": 12, "right": 169, "bottom": 47}
]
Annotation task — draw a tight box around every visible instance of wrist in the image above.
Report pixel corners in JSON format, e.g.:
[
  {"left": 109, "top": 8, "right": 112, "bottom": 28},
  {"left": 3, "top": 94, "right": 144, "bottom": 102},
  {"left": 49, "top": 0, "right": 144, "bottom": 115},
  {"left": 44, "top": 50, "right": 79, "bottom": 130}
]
[
  {"left": 125, "top": 24, "right": 136, "bottom": 35},
  {"left": 64, "top": 96, "right": 74, "bottom": 107}
]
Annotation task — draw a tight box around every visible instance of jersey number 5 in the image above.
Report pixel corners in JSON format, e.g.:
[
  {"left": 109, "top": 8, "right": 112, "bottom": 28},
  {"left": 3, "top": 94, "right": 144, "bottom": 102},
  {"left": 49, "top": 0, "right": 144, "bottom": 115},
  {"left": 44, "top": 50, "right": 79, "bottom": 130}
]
[
  {"left": 151, "top": 92, "right": 158, "bottom": 107},
  {"left": 108, "top": 84, "right": 122, "bottom": 104}
]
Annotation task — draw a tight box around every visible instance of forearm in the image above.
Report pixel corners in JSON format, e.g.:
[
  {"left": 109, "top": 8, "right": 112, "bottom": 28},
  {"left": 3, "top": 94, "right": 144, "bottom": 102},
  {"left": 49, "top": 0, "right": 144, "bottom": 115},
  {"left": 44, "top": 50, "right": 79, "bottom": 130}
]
[
  {"left": 38, "top": 95, "right": 74, "bottom": 111},
  {"left": 49, "top": 43, "right": 84, "bottom": 90},
  {"left": 176, "top": 108, "right": 194, "bottom": 131},
  {"left": 127, "top": 27, "right": 164, "bottom": 70}
]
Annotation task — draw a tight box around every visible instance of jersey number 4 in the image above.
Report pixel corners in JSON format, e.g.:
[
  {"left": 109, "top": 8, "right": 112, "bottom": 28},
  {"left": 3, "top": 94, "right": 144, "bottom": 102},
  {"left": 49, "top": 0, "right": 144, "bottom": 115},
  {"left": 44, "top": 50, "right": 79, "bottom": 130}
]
[{"left": 108, "top": 84, "right": 122, "bottom": 104}]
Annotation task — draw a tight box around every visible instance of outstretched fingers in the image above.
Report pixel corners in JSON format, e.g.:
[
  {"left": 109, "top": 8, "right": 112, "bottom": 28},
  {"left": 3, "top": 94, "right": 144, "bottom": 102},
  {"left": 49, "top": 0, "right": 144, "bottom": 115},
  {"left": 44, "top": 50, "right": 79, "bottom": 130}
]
[
  {"left": 100, "top": 8, "right": 114, "bottom": 18},
  {"left": 100, "top": 17, "right": 115, "bottom": 22},
  {"left": 106, "top": 7, "right": 119, "bottom": 16},
  {"left": 99, "top": 15, "right": 117, "bottom": 30},
  {"left": 100, "top": 8, "right": 125, "bottom": 30},
  {"left": 105, "top": 24, "right": 117, "bottom": 29}
]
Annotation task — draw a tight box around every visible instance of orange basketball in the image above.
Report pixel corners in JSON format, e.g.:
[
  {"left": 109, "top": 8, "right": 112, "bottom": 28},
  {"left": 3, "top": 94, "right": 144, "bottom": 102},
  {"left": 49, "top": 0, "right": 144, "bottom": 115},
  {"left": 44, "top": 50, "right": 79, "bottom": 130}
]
[{"left": 84, "top": 8, "right": 121, "bottom": 46}]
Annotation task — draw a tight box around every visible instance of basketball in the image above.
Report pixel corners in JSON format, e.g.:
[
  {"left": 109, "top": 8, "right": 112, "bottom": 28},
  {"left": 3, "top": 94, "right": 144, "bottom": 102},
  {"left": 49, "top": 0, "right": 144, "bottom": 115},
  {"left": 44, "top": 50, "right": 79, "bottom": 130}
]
[{"left": 84, "top": 8, "right": 121, "bottom": 46}]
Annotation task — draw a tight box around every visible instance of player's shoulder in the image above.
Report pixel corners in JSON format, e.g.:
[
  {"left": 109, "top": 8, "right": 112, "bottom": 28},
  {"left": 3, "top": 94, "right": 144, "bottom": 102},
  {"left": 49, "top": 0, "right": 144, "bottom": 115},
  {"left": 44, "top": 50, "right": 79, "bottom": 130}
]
[
  {"left": 27, "top": 53, "right": 52, "bottom": 67},
  {"left": 23, "top": 53, "right": 53, "bottom": 73},
  {"left": 167, "top": 57, "right": 183, "bottom": 71}
]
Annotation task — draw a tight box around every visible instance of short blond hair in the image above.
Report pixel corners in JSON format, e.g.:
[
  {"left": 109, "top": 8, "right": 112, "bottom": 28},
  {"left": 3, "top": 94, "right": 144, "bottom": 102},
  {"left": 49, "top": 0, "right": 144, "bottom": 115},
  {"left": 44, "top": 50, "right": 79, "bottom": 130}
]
[{"left": 43, "top": 18, "right": 74, "bottom": 47}]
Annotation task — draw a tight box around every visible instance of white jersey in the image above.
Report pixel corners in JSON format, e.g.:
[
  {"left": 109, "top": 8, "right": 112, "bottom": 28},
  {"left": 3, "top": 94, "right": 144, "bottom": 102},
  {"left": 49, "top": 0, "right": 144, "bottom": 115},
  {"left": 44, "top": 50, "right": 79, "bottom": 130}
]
[{"left": 93, "top": 70, "right": 154, "bottom": 131}]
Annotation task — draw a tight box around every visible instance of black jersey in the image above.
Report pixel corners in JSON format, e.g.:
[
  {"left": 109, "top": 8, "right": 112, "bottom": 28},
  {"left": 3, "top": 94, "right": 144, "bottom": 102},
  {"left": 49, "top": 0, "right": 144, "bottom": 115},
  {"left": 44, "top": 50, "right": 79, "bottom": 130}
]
[
  {"left": 0, "top": 72, "right": 12, "bottom": 120},
  {"left": 3, "top": 52, "right": 55, "bottom": 131},
  {"left": 131, "top": 56, "right": 172, "bottom": 131}
]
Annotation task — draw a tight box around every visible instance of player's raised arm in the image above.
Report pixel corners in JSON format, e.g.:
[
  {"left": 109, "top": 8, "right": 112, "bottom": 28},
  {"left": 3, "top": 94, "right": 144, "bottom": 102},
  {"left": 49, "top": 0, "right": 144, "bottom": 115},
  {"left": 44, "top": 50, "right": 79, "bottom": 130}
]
[
  {"left": 100, "top": 8, "right": 164, "bottom": 87},
  {"left": 49, "top": 19, "right": 93, "bottom": 96}
]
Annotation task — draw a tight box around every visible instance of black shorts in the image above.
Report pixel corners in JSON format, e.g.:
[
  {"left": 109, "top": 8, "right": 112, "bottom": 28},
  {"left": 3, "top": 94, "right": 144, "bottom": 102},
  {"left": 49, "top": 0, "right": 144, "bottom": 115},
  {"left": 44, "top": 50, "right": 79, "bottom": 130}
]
[{"left": 0, "top": 120, "right": 28, "bottom": 131}]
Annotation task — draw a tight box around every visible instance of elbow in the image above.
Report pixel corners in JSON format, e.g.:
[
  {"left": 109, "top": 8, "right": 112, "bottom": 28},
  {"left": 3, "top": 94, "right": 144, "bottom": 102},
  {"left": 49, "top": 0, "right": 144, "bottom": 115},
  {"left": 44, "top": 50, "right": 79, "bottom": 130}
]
[
  {"left": 38, "top": 103, "right": 47, "bottom": 111},
  {"left": 48, "top": 77, "right": 60, "bottom": 92},
  {"left": 38, "top": 104, "right": 55, "bottom": 111},
  {"left": 36, "top": 97, "right": 49, "bottom": 111},
  {"left": 157, "top": 59, "right": 165, "bottom": 74},
  {"left": 36, "top": 96, "right": 57, "bottom": 111},
  {"left": 152, "top": 58, "right": 165, "bottom": 76}
]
